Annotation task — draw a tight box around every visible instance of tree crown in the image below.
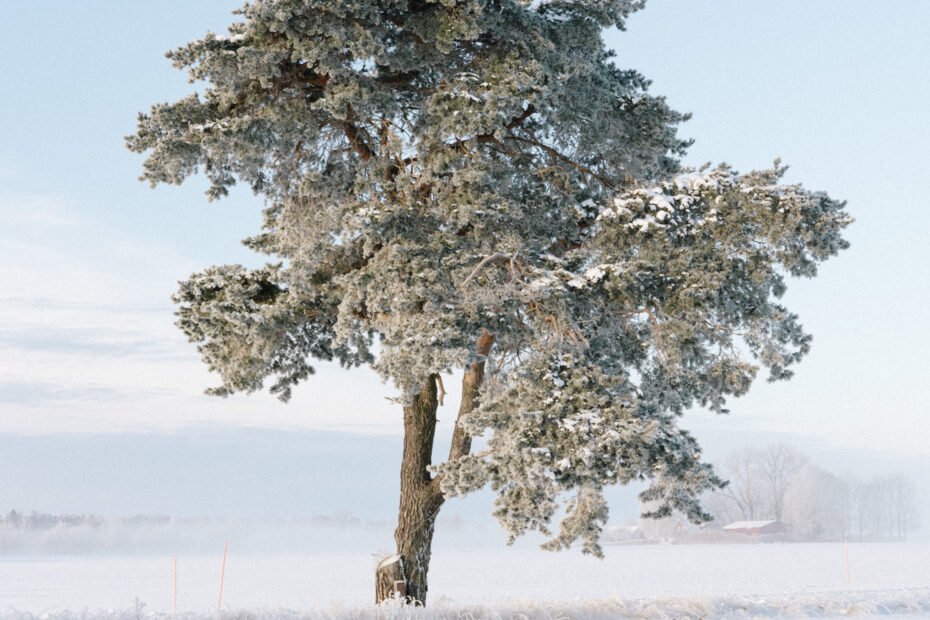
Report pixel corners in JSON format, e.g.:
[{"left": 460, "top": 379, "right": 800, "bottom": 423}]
[{"left": 129, "top": 0, "right": 851, "bottom": 555}]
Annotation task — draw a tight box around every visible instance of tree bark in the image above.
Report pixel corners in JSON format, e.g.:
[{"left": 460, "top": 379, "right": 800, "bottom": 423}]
[
  {"left": 449, "top": 331, "right": 495, "bottom": 462},
  {"left": 379, "top": 332, "right": 495, "bottom": 606},
  {"left": 388, "top": 373, "right": 443, "bottom": 605}
]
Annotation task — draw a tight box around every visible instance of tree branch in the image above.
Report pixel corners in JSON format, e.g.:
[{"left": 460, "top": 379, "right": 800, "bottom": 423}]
[
  {"left": 505, "top": 135, "right": 615, "bottom": 188},
  {"left": 342, "top": 120, "right": 374, "bottom": 161},
  {"left": 447, "top": 330, "right": 495, "bottom": 463},
  {"left": 434, "top": 373, "right": 446, "bottom": 407},
  {"left": 461, "top": 253, "right": 513, "bottom": 288},
  {"left": 505, "top": 103, "right": 536, "bottom": 130}
]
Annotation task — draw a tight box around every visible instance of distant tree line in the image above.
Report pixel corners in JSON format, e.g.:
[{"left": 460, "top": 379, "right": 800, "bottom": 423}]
[
  {"left": 704, "top": 444, "right": 921, "bottom": 542},
  {"left": 0, "top": 510, "right": 381, "bottom": 532},
  {"left": 1, "top": 510, "right": 106, "bottom": 530}
]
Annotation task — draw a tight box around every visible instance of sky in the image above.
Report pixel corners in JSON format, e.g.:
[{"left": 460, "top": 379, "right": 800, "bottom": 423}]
[{"left": 1, "top": 1, "right": 929, "bottom": 523}]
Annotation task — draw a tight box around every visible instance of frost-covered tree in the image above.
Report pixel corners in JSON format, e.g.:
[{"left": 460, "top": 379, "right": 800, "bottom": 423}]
[
  {"left": 128, "top": 0, "right": 851, "bottom": 604},
  {"left": 783, "top": 463, "right": 846, "bottom": 541}
]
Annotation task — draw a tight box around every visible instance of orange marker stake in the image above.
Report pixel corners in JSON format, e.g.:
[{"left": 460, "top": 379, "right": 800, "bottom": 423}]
[{"left": 218, "top": 542, "right": 228, "bottom": 610}]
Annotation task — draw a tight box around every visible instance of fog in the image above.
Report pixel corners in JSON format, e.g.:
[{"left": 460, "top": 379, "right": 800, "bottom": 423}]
[
  {"left": 0, "top": 511, "right": 512, "bottom": 557},
  {"left": 1, "top": 429, "right": 925, "bottom": 556}
]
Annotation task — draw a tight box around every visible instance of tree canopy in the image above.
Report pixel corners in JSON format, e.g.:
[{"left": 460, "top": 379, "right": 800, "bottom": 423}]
[{"left": 129, "top": 0, "right": 851, "bottom": 560}]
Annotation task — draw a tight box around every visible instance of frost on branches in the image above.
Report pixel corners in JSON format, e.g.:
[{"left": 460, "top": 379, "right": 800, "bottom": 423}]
[
  {"left": 128, "top": 0, "right": 850, "bottom": 596},
  {"left": 438, "top": 163, "right": 851, "bottom": 555}
]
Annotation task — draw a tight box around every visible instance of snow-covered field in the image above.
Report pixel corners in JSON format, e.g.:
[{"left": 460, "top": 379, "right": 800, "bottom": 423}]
[{"left": 2, "top": 543, "right": 929, "bottom": 618}]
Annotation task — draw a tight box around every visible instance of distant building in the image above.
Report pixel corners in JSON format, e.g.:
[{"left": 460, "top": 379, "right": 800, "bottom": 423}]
[{"left": 722, "top": 520, "right": 787, "bottom": 536}]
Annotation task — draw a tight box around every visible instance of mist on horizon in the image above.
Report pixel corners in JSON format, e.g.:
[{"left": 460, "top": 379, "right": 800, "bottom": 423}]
[{"left": 1, "top": 429, "right": 925, "bottom": 556}]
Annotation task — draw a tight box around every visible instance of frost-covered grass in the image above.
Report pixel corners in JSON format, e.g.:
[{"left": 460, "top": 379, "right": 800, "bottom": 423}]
[
  {"left": 4, "top": 591, "right": 930, "bottom": 620},
  {"left": 2, "top": 544, "right": 930, "bottom": 618}
]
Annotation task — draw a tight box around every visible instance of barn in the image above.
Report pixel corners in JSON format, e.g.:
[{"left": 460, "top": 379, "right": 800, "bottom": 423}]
[{"left": 722, "top": 520, "right": 788, "bottom": 535}]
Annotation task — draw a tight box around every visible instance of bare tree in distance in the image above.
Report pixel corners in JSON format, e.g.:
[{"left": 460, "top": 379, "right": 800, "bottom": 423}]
[
  {"left": 707, "top": 444, "right": 921, "bottom": 542},
  {"left": 843, "top": 473, "right": 921, "bottom": 542},
  {"left": 719, "top": 448, "right": 767, "bottom": 521},
  {"left": 713, "top": 444, "right": 805, "bottom": 522},
  {"left": 889, "top": 473, "right": 920, "bottom": 541},
  {"left": 757, "top": 443, "right": 808, "bottom": 522}
]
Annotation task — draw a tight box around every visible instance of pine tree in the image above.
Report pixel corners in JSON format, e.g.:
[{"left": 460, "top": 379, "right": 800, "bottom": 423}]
[{"left": 128, "top": 0, "right": 851, "bottom": 604}]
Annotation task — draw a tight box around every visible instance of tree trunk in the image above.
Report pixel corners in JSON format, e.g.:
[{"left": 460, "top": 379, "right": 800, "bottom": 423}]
[
  {"left": 384, "top": 373, "right": 443, "bottom": 605},
  {"left": 377, "top": 332, "right": 495, "bottom": 606}
]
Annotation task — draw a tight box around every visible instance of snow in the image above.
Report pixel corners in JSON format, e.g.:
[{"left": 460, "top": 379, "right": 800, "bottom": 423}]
[
  {"left": 583, "top": 265, "right": 607, "bottom": 283},
  {"left": 649, "top": 195, "right": 674, "bottom": 213},
  {"left": 1, "top": 544, "right": 930, "bottom": 617},
  {"left": 2, "top": 592, "right": 930, "bottom": 619},
  {"left": 211, "top": 33, "right": 246, "bottom": 43}
]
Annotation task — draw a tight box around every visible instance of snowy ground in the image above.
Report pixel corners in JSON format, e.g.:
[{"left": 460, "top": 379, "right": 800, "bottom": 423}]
[{"left": 2, "top": 543, "right": 929, "bottom": 618}]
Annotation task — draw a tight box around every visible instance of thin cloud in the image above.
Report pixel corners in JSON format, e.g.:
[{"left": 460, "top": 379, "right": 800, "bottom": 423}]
[
  {"left": 0, "top": 193, "right": 75, "bottom": 227},
  {"left": 0, "top": 381, "right": 124, "bottom": 406},
  {"left": 0, "top": 326, "right": 177, "bottom": 359}
]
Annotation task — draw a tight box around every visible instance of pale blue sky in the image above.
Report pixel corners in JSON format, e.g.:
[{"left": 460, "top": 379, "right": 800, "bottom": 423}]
[
  {"left": 610, "top": 0, "right": 930, "bottom": 461},
  {"left": 1, "top": 1, "right": 928, "bottom": 519}
]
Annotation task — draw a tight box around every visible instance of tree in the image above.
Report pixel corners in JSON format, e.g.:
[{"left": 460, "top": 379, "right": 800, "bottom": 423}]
[
  {"left": 717, "top": 447, "right": 768, "bottom": 521},
  {"left": 842, "top": 472, "right": 920, "bottom": 541},
  {"left": 757, "top": 443, "right": 807, "bottom": 522},
  {"left": 887, "top": 473, "right": 920, "bottom": 541},
  {"left": 128, "top": 0, "right": 851, "bottom": 604},
  {"left": 783, "top": 462, "right": 846, "bottom": 541},
  {"left": 709, "top": 443, "right": 807, "bottom": 523}
]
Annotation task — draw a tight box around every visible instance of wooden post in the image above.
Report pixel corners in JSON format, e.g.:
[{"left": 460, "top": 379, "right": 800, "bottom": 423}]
[
  {"left": 218, "top": 542, "right": 228, "bottom": 610},
  {"left": 375, "top": 554, "right": 407, "bottom": 604}
]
